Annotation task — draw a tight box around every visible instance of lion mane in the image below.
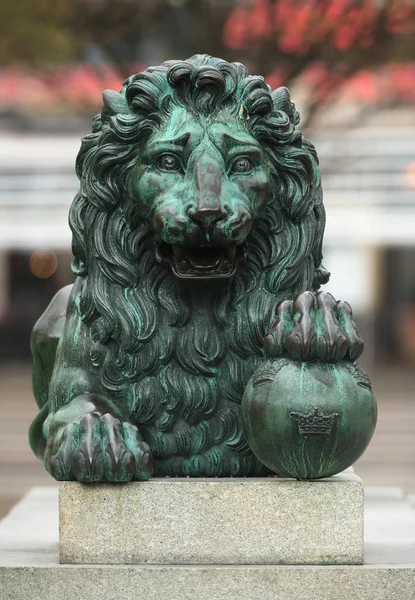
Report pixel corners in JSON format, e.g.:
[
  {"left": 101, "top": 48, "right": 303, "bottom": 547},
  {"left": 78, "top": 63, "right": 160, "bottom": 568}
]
[{"left": 68, "top": 54, "right": 329, "bottom": 476}]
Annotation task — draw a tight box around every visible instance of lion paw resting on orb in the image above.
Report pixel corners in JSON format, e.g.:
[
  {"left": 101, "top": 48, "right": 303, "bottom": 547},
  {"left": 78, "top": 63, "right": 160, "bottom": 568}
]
[
  {"left": 243, "top": 290, "right": 376, "bottom": 480},
  {"left": 30, "top": 55, "right": 376, "bottom": 482}
]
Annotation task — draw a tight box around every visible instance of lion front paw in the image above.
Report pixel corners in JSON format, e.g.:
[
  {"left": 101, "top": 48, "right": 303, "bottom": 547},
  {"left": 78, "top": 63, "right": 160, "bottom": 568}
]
[
  {"left": 264, "top": 291, "right": 363, "bottom": 362},
  {"left": 45, "top": 395, "right": 152, "bottom": 482}
]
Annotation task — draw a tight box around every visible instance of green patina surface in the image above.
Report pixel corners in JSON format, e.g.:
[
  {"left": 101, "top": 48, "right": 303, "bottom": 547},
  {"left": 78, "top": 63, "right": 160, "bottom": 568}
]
[{"left": 30, "top": 55, "right": 376, "bottom": 481}]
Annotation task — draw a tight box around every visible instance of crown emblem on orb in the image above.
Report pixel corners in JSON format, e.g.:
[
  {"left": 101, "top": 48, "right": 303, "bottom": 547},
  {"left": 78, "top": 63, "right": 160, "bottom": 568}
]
[{"left": 290, "top": 408, "right": 340, "bottom": 436}]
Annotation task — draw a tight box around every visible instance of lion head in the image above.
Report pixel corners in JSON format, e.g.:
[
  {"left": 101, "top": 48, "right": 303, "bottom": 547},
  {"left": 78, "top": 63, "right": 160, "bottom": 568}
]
[{"left": 68, "top": 55, "right": 329, "bottom": 414}]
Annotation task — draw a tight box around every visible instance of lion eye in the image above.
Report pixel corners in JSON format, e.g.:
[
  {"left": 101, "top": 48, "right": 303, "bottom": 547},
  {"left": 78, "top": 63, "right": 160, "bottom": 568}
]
[
  {"left": 231, "top": 157, "right": 253, "bottom": 174},
  {"left": 157, "top": 154, "right": 181, "bottom": 172}
]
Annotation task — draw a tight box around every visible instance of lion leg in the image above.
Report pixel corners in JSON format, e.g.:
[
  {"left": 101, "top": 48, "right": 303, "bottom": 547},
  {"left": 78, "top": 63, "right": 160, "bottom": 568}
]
[
  {"left": 41, "top": 280, "right": 153, "bottom": 482},
  {"left": 29, "top": 284, "right": 73, "bottom": 458},
  {"left": 264, "top": 290, "right": 364, "bottom": 362}
]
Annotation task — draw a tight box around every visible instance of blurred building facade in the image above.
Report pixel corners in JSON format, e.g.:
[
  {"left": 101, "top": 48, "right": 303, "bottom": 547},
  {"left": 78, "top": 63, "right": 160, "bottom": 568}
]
[{"left": 315, "top": 117, "right": 415, "bottom": 367}]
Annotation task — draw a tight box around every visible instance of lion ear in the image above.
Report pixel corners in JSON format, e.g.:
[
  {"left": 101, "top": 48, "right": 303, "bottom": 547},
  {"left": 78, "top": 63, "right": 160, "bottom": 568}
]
[
  {"left": 271, "top": 86, "right": 300, "bottom": 125},
  {"left": 102, "top": 89, "right": 130, "bottom": 116}
]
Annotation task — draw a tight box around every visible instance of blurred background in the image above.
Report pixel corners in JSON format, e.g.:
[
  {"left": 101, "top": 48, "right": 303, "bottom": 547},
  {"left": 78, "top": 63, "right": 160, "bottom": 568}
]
[{"left": 0, "top": 0, "right": 414, "bottom": 517}]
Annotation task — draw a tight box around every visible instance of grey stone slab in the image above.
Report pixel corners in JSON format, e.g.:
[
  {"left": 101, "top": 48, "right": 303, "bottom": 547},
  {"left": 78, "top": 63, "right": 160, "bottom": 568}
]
[
  {"left": 59, "top": 473, "right": 364, "bottom": 565},
  {"left": 2, "top": 564, "right": 415, "bottom": 600},
  {"left": 1, "top": 486, "right": 415, "bottom": 600}
]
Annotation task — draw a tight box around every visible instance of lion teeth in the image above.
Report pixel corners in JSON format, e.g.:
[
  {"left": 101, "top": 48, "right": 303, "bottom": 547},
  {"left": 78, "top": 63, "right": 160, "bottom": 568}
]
[
  {"left": 227, "top": 247, "right": 236, "bottom": 261},
  {"left": 172, "top": 245, "right": 183, "bottom": 259}
]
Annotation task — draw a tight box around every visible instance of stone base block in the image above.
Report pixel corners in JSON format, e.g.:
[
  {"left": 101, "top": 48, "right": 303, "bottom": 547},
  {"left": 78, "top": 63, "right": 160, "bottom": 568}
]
[
  {"left": 59, "top": 472, "right": 364, "bottom": 565},
  {"left": 2, "top": 486, "right": 415, "bottom": 600}
]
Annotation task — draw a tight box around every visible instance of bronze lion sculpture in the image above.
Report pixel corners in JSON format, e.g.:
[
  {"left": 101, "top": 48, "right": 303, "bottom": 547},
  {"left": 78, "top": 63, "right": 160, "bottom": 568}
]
[{"left": 30, "top": 55, "right": 369, "bottom": 481}]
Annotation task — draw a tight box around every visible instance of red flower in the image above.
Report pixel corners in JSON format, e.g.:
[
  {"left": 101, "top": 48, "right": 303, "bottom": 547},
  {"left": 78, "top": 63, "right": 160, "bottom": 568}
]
[
  {"left": 387, "top": 1, "right": 415, "bottom": 34},
  {"left": 223, "top": 7, "right": 251, "bottom": 50}
]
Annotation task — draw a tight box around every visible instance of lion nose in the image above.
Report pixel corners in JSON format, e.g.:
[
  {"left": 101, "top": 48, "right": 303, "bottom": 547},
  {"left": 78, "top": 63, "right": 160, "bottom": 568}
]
[
  {"left": 186, "top": 155, "right": 228, "bottom": 229},
  {"left": 187, "top": 202, "right": 228, "bottom": 229}
]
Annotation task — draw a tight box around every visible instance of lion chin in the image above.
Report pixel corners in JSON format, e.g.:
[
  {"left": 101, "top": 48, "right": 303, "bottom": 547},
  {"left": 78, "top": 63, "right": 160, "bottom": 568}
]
[{"left": 29, "top": 55, "right": 339, "bottom": 481}]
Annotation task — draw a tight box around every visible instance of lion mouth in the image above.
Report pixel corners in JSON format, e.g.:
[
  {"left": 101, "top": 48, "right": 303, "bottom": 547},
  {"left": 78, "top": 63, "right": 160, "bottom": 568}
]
[{"left": 158, "top": 243, "right": 245, "bottom": 279}]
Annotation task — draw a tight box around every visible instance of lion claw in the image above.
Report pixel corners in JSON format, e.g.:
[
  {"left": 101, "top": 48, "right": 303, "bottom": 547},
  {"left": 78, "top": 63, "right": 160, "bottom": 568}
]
[
  {"left": 264, "top": 290, "right": 363, "bottom": 363},
  {"left": 45, "top": 399, "right": 153, "bottom": 482}
]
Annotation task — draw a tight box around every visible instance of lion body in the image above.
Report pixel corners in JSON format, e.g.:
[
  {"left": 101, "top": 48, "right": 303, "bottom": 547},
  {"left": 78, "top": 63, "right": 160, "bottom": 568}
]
[{"left": 31, "top": 55, "right": 329, "bottom": 478}]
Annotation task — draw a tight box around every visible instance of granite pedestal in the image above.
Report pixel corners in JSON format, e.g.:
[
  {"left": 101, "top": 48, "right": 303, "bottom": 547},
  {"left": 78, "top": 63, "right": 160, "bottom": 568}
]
[
  {"left": 60, "top": 472, "right": 364, "bottom": 565},
  {"left": 1, "top": 484, "right": 415, "bottom": 600}
]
